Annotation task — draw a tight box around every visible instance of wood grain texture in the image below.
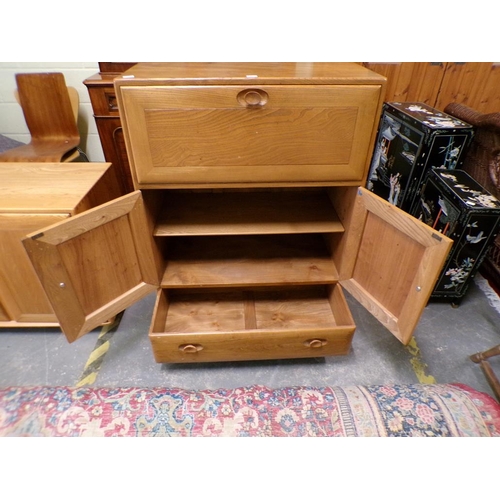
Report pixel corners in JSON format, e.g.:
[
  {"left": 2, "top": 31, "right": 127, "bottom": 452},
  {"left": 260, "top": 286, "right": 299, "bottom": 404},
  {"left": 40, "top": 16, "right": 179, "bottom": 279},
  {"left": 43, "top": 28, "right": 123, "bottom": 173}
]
[
  {"left": 116, "top": 74, "right": 383, "bottom": 187},
  {"left": 435, "top": 62, "right": 500, "bottom": 113},
  {"left": 119, "top": 62, "right": 386, "bottom": 85},
  {"left": 0, "top": 163, "right": 120, "bottom": 328},
  {"left": 0, "top": 163, "right": 112, "bottom": 214},
  {"left": 149, "top": 286, "right": 355, "bottom": 363},
  {"left": 155, "top": 189, "right": 344, "bottom": 236},
  {"left": 161, "top": 234, "right": 339, "bottom": 287},
  {"left": 22, "top": 191, "right": 159, "bottom": 341},
  {"left": 0, "top": 73, "right": 80, "bottom": 162},
  {"left": 0, "top": 213, "right": 67, "bottom": 324},
  {"left": 362, "top": 62, "right": 445, "bottom": 105},
  {"left": 340, "top": 188, "right": 453, "bottom": 345}
]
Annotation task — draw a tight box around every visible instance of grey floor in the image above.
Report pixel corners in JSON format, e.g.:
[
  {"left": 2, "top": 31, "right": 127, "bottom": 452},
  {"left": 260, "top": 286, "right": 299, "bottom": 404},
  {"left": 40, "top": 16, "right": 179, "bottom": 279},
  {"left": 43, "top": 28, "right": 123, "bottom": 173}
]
[{"left": 1, "top": 274, "right": 499, "bottom": 401}]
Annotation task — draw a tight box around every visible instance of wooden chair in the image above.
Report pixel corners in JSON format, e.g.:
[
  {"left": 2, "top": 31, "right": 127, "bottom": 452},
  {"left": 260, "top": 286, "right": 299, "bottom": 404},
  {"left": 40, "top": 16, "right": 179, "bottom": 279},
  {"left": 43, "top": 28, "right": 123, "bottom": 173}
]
[
  {"left": 445, "top": 103, "right": 500, "bottom": 402},
  {"left": 0, "top": 73, "right": 80, "bottom": 162},
  {"left": 470, "top": 347, "right": 500, "bottom": 402}
]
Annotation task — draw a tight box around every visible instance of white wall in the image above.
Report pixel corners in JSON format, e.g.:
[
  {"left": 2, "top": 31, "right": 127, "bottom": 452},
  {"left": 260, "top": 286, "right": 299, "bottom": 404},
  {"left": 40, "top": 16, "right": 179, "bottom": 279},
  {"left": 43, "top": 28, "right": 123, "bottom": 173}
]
[{"left": 0, "top": 62, "right": 105, "bottom": 161}]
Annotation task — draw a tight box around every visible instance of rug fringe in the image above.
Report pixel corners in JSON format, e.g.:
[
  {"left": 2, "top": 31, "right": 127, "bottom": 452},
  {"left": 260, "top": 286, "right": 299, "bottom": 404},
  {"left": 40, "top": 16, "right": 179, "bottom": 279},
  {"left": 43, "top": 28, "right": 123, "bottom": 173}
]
[{"left": 475, "top": 273, "right": 500, "bottom": 315}]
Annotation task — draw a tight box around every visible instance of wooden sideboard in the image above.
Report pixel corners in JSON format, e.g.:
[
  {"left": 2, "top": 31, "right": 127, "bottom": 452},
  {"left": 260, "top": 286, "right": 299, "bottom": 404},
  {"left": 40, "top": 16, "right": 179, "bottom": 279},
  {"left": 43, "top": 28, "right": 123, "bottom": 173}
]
[
  {"left": 23, "top": 63, "right": 453, "bottom": 365},
  {"left": 0, "top": 163, "right": 122, "bottom": 328}
]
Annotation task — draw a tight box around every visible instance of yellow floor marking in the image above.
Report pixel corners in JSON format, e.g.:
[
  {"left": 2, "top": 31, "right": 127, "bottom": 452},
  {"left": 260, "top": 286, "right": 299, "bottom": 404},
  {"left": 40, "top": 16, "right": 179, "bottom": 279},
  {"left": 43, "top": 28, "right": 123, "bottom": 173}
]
[
  {"left": 75, "top": 313, "right": 123, "bottom": 388},
  {"left": 76, "top": 372, "right": 98, "bottom": 387},
  {"left": 405, "top": 337, "right": 437, "bottom": 384},
  {"left": 85, "top": 342, "right": 109, "bottom": 366}
]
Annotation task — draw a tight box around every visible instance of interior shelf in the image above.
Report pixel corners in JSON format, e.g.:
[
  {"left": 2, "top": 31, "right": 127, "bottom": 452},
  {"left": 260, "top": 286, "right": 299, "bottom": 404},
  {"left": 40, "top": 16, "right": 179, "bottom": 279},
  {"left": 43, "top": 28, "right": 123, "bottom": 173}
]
[
  {"left": 154, "top": 189, "right": 344, "bottom": 236},
  {"left": 161, "top": 233, "right": 339, "bottom": 288}
]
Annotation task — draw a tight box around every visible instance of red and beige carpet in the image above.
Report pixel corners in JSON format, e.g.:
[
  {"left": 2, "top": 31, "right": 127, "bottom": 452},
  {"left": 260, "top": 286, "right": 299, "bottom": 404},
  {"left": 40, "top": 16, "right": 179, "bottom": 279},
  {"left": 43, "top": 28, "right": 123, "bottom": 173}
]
[{"left": 1, "top": 383, "right": 499, "bottom": 437}]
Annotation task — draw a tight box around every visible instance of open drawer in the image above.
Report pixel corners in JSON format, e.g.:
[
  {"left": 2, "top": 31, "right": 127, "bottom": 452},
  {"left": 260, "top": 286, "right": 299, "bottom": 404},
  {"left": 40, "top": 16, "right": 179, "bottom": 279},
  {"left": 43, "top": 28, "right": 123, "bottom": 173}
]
[{"left": 149, "top": 285, "right": 356, "bottom": 363}]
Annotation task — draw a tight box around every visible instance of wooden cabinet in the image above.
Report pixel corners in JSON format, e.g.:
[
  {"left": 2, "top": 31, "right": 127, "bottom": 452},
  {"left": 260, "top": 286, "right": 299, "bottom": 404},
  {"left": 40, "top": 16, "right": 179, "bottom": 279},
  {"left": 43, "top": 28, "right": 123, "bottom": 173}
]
[
  {"left": 83, "top": 63, "right": 136, "bottom": 194},
  {"left": 23, "top": 63, "right": 453, "bottom": 364},
  {"left": 362, "top": 62, "right": 500, "bottom": 113},
  {"left": 0, "top": 163, "right": 122, "bottom": 328}
]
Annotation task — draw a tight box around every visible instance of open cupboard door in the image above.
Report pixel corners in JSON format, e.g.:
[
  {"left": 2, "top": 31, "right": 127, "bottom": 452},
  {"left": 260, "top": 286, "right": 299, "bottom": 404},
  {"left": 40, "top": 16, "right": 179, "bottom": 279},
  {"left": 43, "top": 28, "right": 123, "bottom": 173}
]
[
  {"left": 340, "top": 187, "right": 453, "bottom": 345},
  {"left": 22, "top": 191, "right": 160, "bottom": 343}
]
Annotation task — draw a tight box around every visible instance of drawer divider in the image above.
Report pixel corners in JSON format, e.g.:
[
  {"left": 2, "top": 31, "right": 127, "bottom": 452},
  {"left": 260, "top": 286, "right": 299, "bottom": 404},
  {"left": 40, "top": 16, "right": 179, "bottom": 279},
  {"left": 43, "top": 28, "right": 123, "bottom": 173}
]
[{"left": 244, "top": 291, "right": 257, "bottom": 330}]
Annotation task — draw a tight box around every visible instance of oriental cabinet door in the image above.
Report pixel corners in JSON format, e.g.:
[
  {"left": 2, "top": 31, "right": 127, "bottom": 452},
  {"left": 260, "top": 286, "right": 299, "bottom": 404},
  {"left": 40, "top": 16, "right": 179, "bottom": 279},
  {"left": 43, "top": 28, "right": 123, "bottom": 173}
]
[
  {"left": 22, "top": 191, "right": 160, "bottom": 342},
  {"left": 340, "top": 187, "right": 453, "bottom": 345}
]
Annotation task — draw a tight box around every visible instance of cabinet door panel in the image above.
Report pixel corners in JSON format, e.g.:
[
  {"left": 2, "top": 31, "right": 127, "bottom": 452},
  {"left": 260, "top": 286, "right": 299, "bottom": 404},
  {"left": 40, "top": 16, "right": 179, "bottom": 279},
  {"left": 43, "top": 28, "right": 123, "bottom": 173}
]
[
  {"left": 340, "top": 188, "right": 453, "bottom": 345},
  {"left": 22, "top": 191, "right": 159, "bottom": 342},
  {"left": 0, "top": 213, "right": 67, "bottom": 323},
  {"left": 118, "top": 84, "right": 382, "bottom": 187}
]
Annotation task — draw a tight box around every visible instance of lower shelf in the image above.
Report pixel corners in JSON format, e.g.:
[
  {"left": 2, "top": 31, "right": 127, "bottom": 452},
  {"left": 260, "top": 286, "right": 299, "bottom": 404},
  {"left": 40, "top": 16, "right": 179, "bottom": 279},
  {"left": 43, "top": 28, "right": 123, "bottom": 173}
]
[
  {"left": 161, "top": 233, "right": 339, "bottom": 287},
  {"left": 149, "top": 285, "right": 355, "bottom": 363}
]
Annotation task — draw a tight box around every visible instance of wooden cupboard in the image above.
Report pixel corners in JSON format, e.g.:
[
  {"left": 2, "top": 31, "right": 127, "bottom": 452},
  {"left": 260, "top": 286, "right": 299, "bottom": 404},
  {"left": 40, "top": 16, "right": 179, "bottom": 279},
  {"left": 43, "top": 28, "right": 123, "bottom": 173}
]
[
  {"left": 84, "top": 63, "right": 136, "bottom": 194},
  {"left": 0, "top": 163, "right": 122, "bottom": 327},
  {"left": 23, "top": 63, "right": 453, "bottom": 364}
]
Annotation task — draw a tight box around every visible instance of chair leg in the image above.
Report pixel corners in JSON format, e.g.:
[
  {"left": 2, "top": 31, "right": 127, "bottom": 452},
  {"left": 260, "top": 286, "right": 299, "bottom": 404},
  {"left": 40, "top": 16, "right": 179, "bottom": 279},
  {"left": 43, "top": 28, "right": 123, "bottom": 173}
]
[
  {"left": 471, "top": 345, "right": 500, "bottom": 402},
  {"left": 470, "top": 344, "right": 500, "bottom": 362}
]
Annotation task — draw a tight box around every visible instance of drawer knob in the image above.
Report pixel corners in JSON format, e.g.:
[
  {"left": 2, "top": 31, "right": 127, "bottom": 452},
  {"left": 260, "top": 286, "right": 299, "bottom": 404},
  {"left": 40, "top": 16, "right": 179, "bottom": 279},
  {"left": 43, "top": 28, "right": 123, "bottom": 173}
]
[
  {"left": 179, "top": 344, "right": 203, "bottom": 353},
  {"left": 305, "top": 339, "right": 328, "bottom": 348},
  {"left": 237, "top": 89, "right": 268, "bottom": 107}
]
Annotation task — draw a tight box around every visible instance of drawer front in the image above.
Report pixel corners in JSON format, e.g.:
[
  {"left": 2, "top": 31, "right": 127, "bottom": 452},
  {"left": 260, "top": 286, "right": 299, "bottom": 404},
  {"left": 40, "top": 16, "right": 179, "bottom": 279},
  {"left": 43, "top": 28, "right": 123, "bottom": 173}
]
[
  {"left": 88, "top": 86, "right": 121, "bottom": 117},
  {"left": 150, "top": 327, "right": 354, "bottom": 363},
  {"left": 119, "top": 85, "right": 382, "bottom": 187},
  {"left": 149, "top": 286, "right": 355, "bottom": 363}
]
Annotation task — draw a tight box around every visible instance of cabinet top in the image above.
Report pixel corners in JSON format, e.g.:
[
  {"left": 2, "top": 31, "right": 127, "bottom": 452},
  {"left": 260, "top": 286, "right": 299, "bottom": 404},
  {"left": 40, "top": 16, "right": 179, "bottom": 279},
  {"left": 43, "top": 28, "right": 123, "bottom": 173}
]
[
  {"left": 116, "top": 62, "right": 386, "bottom": 86},
  {"left": 0, "top": 163, "right": 111, "bottom": 213}
]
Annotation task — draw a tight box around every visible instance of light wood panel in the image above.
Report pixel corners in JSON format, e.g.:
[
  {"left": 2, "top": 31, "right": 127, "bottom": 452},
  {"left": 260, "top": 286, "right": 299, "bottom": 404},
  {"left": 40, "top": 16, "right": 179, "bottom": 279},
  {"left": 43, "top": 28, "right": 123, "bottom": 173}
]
[
  {"left": 115, "top": 63, "right": 386, "bottom": 189},
  {"left": 0, "top": 213, "right": 67, "bottom": 324},
  {"left": 361, "top": 62, "right": 446, "bottom": 105},
  {"left": 120, "top": 84, "right": 380, "bottom": 186},
  {"left": 362, "top": 62, "right": 500, "bottom": 114},
  {"left": 22, "top": 192, "right": 160, "bottom": 341},
  {"left": 161, "top": 234, "right": 339, "bottom": 287},
  {"left": 435, "top": 62, "right": 500, "bottom": 113},
  {"left": 149, "top": 285, "right": 355, "bottom": 363},
  {"left": 0, "top": 163, "right": 113, "bottom": 214},
  {"left": 155, "top": 190, "right": 344, "bottom": 236},
  {"left": 340, "top": 188, "right": 453, "bottom": 345},
  {"left": 0, "top": 73, "right": 80, "bottom": 162}
]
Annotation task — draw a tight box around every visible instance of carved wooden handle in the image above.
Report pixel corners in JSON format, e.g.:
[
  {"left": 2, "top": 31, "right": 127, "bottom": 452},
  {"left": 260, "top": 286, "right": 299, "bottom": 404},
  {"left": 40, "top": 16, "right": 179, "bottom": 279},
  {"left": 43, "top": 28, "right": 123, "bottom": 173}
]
[
  {"left": 237, "top": 89, "right": 268, "bottom": 107},
  {"left": 179, "top": 344, "right": 204, "bottom": 353},
  {"left": 304, "top": 339, "right": 328, "bottom": 348}
]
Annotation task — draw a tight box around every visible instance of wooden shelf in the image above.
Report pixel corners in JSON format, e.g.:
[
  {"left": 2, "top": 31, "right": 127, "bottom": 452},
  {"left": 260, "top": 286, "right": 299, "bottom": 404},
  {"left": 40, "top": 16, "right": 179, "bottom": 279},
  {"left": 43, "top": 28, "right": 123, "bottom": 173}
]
[
  {"left": 154, "top": 190, "right": 344, "bottom": 236},
  {"left": 161, "top": 233, "right": 339, "bottom": 288}
]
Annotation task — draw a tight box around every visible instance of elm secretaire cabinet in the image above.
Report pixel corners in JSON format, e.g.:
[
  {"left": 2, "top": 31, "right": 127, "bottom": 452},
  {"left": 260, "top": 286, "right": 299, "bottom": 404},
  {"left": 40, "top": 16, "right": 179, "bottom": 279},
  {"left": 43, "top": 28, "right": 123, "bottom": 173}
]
[{"left": 23, "top": 63, "right": 453, "bottom": 364}]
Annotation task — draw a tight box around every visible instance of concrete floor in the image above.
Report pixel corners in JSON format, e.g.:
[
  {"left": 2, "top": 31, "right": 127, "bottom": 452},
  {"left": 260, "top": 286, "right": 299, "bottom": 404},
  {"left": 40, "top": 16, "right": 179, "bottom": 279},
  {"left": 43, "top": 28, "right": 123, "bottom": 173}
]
[{"left": 1, "top": 274, "right": 499, "bottom": 400}]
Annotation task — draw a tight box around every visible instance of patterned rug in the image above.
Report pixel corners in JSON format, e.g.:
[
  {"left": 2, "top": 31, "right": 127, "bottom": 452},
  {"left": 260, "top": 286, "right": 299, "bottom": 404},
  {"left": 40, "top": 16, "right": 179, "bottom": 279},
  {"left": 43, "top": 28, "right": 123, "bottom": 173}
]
[{"left": 1, "top": 383, "right": 499, "bottom": 437}]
